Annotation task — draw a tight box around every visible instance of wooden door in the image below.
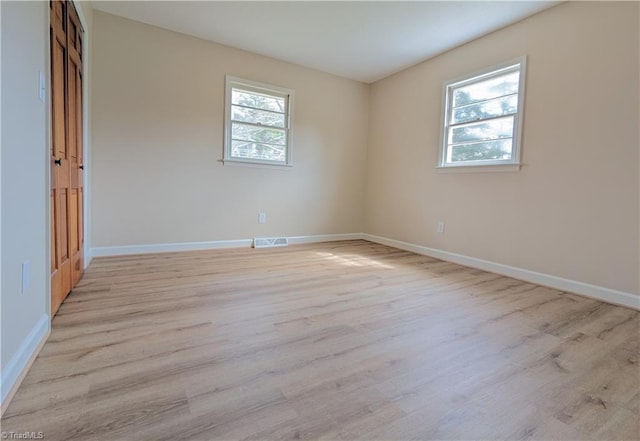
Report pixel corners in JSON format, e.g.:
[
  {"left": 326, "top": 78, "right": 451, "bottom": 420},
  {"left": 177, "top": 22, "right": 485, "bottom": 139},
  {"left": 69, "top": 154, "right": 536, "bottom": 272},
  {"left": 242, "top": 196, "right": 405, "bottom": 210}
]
[
  {"left": 50, "top": 0, "right": 84, "bottom": 316},
  {"left": 67, "top": 4, "right": 84, "bottom": 287},
  {"left": 50, "top": 0, "right": 69, "bottom": 315}
]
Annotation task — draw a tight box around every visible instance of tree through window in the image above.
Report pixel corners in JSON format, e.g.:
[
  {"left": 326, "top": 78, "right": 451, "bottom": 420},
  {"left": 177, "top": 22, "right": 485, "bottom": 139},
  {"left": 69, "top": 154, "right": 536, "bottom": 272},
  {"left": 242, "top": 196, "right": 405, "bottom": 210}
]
[
  {"left": 224, "top": 77, "right": 294, "bottom": 166},
  {"left": 440, "top": 58, "right": 526, "bottom": 168}
]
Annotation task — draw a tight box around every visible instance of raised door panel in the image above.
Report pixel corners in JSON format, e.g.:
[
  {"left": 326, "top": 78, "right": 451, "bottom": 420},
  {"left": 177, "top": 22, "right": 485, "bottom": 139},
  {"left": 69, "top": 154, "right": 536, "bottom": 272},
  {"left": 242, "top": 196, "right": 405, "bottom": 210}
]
[
  {"left": 51, "top": 32, "right": 66, "bottom": 160},
  {"left": 67, "top": 58, "right": 77, "bottom": 163},
  {"left": 51, "top": 190, "right": 63, "bottom": 315},
  {"left": 69, "top": 189, "right": 82, "bottom": 285},
  {"left": 50, "top": 191, "right": 57, "bottom": 274},
  {"left": 59, "top": 189, "right": 71, "bottom": 298},
  {"left": 67, "top": 53, "right": 79, "bottom": 190},
  {"left": 75, "top": 187, "right": 84, "bottom": 285}
]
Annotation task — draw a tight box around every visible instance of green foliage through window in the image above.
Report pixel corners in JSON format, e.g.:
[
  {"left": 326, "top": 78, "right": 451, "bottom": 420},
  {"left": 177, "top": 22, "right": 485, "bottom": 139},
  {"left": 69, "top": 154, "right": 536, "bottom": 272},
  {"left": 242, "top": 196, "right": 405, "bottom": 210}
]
[
  {"left": 441, "top": 60, "right": 524, "bottom": 166},
  {"left": 225, "top": 78, "right": 292, "bottom": 165}
]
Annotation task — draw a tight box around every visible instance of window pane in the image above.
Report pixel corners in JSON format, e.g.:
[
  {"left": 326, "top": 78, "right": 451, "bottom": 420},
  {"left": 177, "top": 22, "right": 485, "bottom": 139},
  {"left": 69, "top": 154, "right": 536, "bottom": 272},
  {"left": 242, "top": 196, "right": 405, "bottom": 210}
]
[
  {"left": 449, "top": 116, "right": 514, "bottom": 144},
  {"left": 232, "top": 122, "right": 286, "bottom": 146},
  {"left": 231, "top": 140, "right": 285, "bottom": 162},
  {"left": 451, "top": 94, "right": 517, "bottom": 124},
  {"left": 450, "top": 139, "right": 513, "bottom": 162},
  {"left": 232, "top": 89, "right": 285, "bottom": 113},
  {"left": 452, "top": 71, "right": 519, "bottom": 107},
  {"left": 232, "top": 105, "right": 285, "bottom": 127}
]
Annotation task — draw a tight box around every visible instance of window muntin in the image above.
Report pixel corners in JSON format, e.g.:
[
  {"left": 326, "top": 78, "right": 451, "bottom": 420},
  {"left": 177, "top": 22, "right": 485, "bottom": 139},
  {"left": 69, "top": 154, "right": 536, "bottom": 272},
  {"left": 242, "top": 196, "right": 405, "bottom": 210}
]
[
  {"left": 440, "top": 58, "right": 525, "bottom": 168},
  {"left": 224, "top": 77, "right": 293, "bottom": 166}
]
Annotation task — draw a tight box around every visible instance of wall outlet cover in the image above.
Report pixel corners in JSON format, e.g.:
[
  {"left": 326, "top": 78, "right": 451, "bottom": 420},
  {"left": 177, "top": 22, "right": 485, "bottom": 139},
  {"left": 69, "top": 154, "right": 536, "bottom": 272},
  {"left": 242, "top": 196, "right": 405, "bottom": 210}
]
[{"left": 22, "top": 260, "right": 31, "bottom": 293}]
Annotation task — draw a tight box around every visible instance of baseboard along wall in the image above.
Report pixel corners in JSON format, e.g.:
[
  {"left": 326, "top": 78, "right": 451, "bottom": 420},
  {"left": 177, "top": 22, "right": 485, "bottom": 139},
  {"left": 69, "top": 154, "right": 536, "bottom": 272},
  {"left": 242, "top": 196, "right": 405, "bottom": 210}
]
[
  {"left": 1, "top": 314, "right": 50, "bottom": 416},
  {"left": 361, "top": 233, "right": 639, "bottom": 310}
]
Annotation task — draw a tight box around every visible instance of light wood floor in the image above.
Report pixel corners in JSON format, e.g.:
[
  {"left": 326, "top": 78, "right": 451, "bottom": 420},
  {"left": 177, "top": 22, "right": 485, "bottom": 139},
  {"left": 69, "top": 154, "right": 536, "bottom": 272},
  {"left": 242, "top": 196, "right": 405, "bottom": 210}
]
[{"left": 2, "top": 240, "right": 639, "bottom": 441}]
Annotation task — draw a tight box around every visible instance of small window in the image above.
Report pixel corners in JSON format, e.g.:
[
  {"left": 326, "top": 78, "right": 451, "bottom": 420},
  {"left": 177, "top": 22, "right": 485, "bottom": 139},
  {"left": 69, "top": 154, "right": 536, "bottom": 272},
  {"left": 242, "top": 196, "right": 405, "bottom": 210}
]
[
  {"left": 439, "top": 57, "right": 526, "bottom": 169},
  {"left": 224, "top": 76, "right": 294, "bottom": 166}
]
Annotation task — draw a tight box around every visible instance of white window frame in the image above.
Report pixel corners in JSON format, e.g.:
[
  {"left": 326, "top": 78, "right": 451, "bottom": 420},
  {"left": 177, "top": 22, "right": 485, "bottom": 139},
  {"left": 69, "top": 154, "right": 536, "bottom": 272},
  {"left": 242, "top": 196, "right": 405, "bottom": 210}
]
[
  {"left": 438, "top": 56, "right": 527, "bottom": 171},
  {"left": 223, "top": 76, "right": 294, "bottom": 167}
]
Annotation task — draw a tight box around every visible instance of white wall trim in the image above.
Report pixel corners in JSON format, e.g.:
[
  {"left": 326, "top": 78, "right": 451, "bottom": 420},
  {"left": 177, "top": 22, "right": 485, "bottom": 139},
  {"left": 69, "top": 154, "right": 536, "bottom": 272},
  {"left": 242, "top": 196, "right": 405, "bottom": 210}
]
[
  {"left": 92, "top": 239, "right": 253, "bottom": 257},
  {"left": 1, "top": 314, "right": 50, "bottom": 413},
  {"left": 287, "top": 233, "right": 363, "bottom": 245},
  {"left": 84, "top": 249, "right": 93, "bottom": 269},
  {"left": 91, "top": 233, "right": 365, "bottom": 257},
  {"left": 73, "top": 0, "right": 92, "bottom": 271},
  {"left": 362, "top": 233, "right": 640, "bottom": 310}
]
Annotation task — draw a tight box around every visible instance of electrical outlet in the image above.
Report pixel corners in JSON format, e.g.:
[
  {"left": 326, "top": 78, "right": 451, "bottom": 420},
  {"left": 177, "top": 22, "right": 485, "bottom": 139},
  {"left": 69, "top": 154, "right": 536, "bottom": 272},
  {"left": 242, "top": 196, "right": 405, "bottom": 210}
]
[
  {"left": 38, "top": 71, "right": 46, "bottom": 103},
  {"left": 258, "top": 212, "right": 266, "bottom": 224},
  {"left": 437, "top": 221, "right": 445, "bottom": 234},
  {"left": 22, "top": 260, "right": 31, "bottom": 293}
]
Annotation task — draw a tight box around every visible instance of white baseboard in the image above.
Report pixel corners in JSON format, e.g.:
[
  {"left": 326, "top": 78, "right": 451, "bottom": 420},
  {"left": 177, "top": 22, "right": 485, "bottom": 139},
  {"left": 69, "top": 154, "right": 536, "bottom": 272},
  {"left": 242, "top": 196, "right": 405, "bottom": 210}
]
[
  {"left": 91, "top": 233, "right": 364, "bottom": 257},
  {"left": 1, "top": 314, "right": 50, "bottom": 414},
  {"left": 287, "top": 233, "right": 363, "bottom": 245},
  {"left": 92, "top": 239, "right": 252, "bottom": 257},
  {"left": 361, "top": 233, "right": 640, "bottom": 310},
  {"left": 84, "top": 247, "right": 93, "bottom": 269}
]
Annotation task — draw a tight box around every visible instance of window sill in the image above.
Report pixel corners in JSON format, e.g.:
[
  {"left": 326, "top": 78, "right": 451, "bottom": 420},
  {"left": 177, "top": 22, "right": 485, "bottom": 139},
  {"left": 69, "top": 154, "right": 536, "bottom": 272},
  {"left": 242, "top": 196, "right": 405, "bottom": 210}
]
[
  {"left": 436, "top": 163, "right": 522, "bottom": 173},
  {"left": 220, "top": 159, "right": 293, "bottom": 170}
]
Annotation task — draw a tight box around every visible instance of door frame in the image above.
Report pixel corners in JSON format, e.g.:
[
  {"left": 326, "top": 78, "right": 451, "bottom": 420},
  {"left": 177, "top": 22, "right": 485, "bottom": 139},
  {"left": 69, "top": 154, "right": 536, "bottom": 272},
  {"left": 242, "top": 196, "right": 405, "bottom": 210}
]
[{"left": 73, "top": 1, "right": 91, "bottom": 273}]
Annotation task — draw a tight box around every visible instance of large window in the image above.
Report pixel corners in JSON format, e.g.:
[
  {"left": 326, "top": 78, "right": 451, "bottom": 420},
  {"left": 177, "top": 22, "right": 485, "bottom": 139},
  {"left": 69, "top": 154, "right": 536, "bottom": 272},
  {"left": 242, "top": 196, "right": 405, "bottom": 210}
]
[
  {"left": 439, "top": 57, "right": 526, "bottom": 169},
  {"left": 224, "top": 76, "right": 294, "bottom": 166}
]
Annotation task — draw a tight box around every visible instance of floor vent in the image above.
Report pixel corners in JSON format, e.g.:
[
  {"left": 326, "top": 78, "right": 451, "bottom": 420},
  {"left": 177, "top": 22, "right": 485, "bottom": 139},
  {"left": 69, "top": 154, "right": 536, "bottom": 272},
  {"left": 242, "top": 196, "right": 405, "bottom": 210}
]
[{"left": 253, "top": 237, "right": 289, "bottom": 249}]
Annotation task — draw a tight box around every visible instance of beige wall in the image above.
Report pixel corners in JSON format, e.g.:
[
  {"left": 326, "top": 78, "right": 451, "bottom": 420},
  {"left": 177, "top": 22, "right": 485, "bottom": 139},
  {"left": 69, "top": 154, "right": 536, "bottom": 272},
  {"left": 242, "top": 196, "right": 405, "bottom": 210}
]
[
  {"left": 365, "top": 1, "right": 639, "bottom": 295},
  {"left": 91, "top": 11, "right": 369, "bottom": 247},
  {"left": 1, "top": 0, "right": 48, "bottom": 384},
  {"left": 92, "top": 3, "right": 638, "bottom": 295}
]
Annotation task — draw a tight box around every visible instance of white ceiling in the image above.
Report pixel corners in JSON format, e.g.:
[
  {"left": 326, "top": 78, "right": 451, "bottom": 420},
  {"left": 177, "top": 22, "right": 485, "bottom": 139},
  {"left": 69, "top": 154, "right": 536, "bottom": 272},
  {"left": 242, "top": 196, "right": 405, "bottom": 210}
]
[{"left": 92, "top": 1, "right": 559, "bottom": 83}]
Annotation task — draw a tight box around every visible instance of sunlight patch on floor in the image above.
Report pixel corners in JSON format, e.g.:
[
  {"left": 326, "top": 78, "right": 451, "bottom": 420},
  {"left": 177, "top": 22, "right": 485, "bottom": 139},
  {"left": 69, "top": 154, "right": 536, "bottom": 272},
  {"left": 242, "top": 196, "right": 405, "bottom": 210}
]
[{"left": 316, "top": 252, "right": 394, "bottom": 269}]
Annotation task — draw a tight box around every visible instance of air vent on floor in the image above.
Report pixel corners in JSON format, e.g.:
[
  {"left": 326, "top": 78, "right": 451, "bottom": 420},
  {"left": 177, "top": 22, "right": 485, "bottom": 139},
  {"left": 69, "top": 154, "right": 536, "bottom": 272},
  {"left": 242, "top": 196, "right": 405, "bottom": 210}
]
[{"left": 253, "top": 237, "right": 289, "bottom": 249}]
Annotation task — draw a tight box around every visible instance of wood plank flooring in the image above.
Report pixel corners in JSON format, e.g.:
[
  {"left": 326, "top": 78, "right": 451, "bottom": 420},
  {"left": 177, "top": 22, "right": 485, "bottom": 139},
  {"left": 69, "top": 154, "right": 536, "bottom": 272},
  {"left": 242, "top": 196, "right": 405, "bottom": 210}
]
[{"left": 2, "top": 240, "right": 638, "bottom": 440}]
